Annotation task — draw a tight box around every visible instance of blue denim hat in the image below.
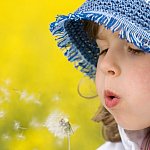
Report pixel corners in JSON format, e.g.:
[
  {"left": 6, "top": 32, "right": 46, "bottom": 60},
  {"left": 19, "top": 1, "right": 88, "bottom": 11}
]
[{"left": 50, "top": 0, "right": 150, "bottom": 78}]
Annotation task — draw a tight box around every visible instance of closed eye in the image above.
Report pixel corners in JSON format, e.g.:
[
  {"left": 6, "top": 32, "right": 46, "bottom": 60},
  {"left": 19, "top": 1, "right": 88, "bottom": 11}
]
[
  {"left": 99, "top": 47, "right": 145, "bottom": 56},
  {"left": 128, "top": 47, "right": 145, "bottom": 55},
  {"left": 99, "top": 48, "right": 108, "bottom": 56}
]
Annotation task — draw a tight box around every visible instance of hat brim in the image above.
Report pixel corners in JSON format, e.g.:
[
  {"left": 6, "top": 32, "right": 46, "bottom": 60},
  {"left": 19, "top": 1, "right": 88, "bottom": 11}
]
[{"left": 50, "top": 12, "right": 150, "bottom": 78}]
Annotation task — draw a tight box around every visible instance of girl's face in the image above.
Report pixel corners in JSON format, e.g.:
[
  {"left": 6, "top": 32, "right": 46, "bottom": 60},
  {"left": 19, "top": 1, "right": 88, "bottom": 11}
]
[{"left": 95, "top": 25, "right": 150, "bottom": 130}]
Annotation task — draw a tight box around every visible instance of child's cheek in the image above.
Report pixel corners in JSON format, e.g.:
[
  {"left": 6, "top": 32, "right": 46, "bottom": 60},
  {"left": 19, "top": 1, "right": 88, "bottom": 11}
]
[{"left": 129, "top": 66, "right": 150, "bottom": 94}]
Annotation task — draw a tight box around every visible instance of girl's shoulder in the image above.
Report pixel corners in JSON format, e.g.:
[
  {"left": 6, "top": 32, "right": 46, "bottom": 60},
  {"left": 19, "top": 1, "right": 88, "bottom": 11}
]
[
  {"left": 96, "top": 141, "right": 125, "bottom": 150},
  {"left": 97, "top": 126, "right": 150, "bottom": 150}
]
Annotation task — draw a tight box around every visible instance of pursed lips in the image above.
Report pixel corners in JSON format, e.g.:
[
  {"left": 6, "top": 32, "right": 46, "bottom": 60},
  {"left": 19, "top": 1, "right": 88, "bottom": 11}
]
[{"left": 104, "top": 90, "right": 121, "bottom": 108}]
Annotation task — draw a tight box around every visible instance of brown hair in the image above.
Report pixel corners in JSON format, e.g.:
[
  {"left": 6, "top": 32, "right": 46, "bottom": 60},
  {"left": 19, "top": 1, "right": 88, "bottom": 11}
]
[{"left": 82, "top": 20, "right": 121, "bottom": 142}]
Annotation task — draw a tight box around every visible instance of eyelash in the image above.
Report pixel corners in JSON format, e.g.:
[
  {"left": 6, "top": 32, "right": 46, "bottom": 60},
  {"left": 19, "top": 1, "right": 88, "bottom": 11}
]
[
  {"left": 128, "top": 47, "right": 144, "bottom": 55},
  {"left": 99, "top": 49, "right": 108, "bottom": 56},
  {"left": 99, "top": 47, "right": 145, "bottom": 56}
]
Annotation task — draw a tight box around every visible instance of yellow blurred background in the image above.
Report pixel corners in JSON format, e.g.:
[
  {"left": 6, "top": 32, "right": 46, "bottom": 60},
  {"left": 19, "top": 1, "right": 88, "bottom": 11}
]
[{"left": 0, "top": 0, "right": 104, "bottom": 149}]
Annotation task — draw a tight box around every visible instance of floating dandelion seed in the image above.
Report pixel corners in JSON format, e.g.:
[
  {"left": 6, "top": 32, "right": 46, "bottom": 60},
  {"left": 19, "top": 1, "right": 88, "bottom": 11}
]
[
  {"left": 17, "top": 90, "right": 42, "bottom": 104},
  {"left": 14, "top": 121, "right": 27, "bottom": 131},
  {"left": 33, "top": 99, "right": 42, "bottom": 105},
  {"left": 0, "top": 86, "right": 10, "bottom": 102},
  {"left": 44, "top": 111, "right": 79, "bottom": 150},
  {"left": 14, "top": 121, "right": 21, "bottom": 130},
  {"left": 16, "top": 133, "right": 26, "bottom": 140},
  {"left": 29, "top": 118, "right": 42, "bottom": 128},
  {"left": 0, "top": 87, "right": 10, "bottom": 97},
  {"left": 56, "top": 139, "right": 64, "bottom": 147},
  {"left": 26, "top": 94, "right": 35, "bottom": 102},
  {"left": 0, "top": 97, "right": 3, "bottom": 104},
  {"left": 20, "top": 90, "right": 28, "bottom": 100},
  {"left": 0, "top": 111, "right": 5, "bottom": 118},
  {"left": 2, "top": 133, "right": 11, "bottom": 140},
  {"left": 52, "top": 94, "right": 61, "bottom": 102},
  {"left": 4, "top": 79, "right": 11, "bottom": 85}
]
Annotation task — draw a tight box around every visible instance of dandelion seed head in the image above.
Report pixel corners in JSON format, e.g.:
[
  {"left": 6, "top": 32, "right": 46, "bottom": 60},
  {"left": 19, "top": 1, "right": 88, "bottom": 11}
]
[
  {"left": 44, "top": 110, "right": 79, "bottom": 139},
  {"left": 44, "top": 111, "right": 69, "bottom": 138},
  {"left": 59, "top": 118, "right": 69, "bottom": 128}
]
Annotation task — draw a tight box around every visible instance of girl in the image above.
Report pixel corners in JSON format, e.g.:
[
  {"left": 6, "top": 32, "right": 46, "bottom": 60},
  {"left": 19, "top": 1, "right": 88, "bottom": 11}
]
[{"left": 50, "top": 0, "right": 150, "bottom": 149}]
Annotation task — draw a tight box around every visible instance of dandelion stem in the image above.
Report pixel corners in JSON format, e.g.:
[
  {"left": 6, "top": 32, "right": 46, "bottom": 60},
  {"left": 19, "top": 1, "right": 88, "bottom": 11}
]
[{"left": 67, "top": 133, "right": 70, "bottom": 150}]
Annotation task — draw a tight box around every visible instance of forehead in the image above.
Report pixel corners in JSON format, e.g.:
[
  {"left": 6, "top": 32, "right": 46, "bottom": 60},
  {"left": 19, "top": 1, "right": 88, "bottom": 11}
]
[
  {"left": 95, "top": 25, "right": 140, "bottom": 49},
  {"left": 96, "top": 25, "right": 119, "bottom": 40}
]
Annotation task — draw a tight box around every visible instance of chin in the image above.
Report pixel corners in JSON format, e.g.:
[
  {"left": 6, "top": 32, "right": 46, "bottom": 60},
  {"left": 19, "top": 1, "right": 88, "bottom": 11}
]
[{"left": 112, "top": 114, "right": 149, "bottom": 131}]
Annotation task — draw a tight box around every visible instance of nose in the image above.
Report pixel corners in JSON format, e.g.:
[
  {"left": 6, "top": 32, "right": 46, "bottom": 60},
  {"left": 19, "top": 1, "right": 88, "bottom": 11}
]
[{"left": 98, "top": 49, "right": 121, "bottom": 77}]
